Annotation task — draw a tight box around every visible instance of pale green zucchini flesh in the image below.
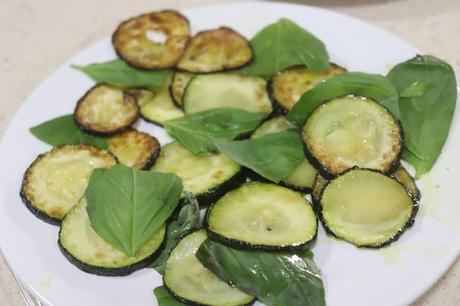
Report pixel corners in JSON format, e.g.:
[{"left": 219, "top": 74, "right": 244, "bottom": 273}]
[
  {"left": 206, "top": 182, "right": 317, "bottom": 250},
  {"left": 320, "top": 168, "right": 416, "bottom": 248},
  {"left": 164, "top": 230, "right": 254, "bottom": 306},
  {"left": 59, "top": 198, "right": 166, "bottom": 275},
  {"left": 302, "top": 95, "right": 403, "bottom": 178},
  {"left": 183, "top": 74, "right": 273, "bottom": 116},
  {"left": 20, "top": 144, "right": 116, "bottom": 225},
  {"left": 150, "top": 141, "right": 244, "bottom": 204}
]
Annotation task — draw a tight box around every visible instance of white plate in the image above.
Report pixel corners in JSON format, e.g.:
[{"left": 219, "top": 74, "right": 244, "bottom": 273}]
[{"left": 0, "top": 2, "right": 459, "bottom": 306}]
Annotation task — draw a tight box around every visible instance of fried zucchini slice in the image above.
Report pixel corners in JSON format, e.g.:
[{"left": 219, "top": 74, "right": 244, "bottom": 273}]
[
  {"left": 302, "top": 95, "right": 403, "bottom": 178},
  {"left": 206, "top": 182, "right": 317, "bottom": 250},
  {"left": 251, "top": 116, "right": 316, "bottom": 192},
  {"left": 112, "top": 10, "right": 190, "bottom": 69},
  {"left": 177, "top": 27, "right": 253, "bottom": 73},
  {"left": 133, "top": 75, "right": 184, "bottom": 126},
  {"left": 59, "top": 198, "right": 166, "bottom": 276},
  {"left": 164, "top": 230, "right": 254, "bottom": 305},
  {"left": 169, "top": 71, "right": 194, "bottom": 107},
  {"left": 20, "top": 145, "right": 116, "bottom": 225},
  {"left": 183, "top": 74, "right": 273, "bottom": 115},
  {"left": 270, "top": 64, "right": 346, "bottom": 112},
  {"left": 74, "top": 85, "right": 138, "bottom": 136},
  {"left": 107, "top": 128, "right": 160, "bottom": 170},
  {"left": 150, "top": 141, "right": 245, "bottom": 205},
  {"left": 319, "top": 168, "right": 417, "bottom": 248}
]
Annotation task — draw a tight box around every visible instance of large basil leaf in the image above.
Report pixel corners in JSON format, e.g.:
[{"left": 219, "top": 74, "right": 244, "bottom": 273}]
[
  {"left": 164, "top": 108, "right": 264, "bottom": 154},
  {"left": 86, "top": 164, "right": 183, "bottom": 257},
  {"left": 387, "top": 55, "right": 457, "bottom": 177},
  {"left": 287, "top": 72, "right": 399, "bottom": 127},
  {"left": 30, "top": 114, "right": 107, "bottom": 149},
  {"left": 213, "top": 131, "right": 304, "bottom": 183},
  {"left": 196, "top": 239, "right": 325, "bottom": 306},
  {"left": 71, "top": 59, "right": 167, "bottom": 87},
  {"left": 239, "top": 18, "right": 329, "bottom": 79},
  {"left": 153, "top": 286, "right": 185, "bottom": 306},
  {"left": 149, "top": 192, "right": 200, "bottom": 275}
]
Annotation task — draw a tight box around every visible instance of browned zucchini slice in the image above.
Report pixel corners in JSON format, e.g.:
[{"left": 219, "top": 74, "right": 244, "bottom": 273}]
[
  {"left": 107, "top": 128, "right": 160, "bottom": 170},
  {"left": 20, "top": 145, "right": 117, "bottom": 225},
  {"left": 74, "top": 84, "right": 138, "bottom": 136},
  {"left": 270, "top": 64, "right": 346, "bottom": 112},
  {"left": 177, "top": 27, "right": 253, "bottom": 73},
  {"left": 132, "top": 76, "right": 184, "bottom": 126},
  {"left": 169, "top": 71, "right": 194, "bottom": 107},
  {"left": 302, "top": 95, "right": 403, "bottom": 178},
  {"left": 112, "top": 10, "right": 190, "bottom": 69}
]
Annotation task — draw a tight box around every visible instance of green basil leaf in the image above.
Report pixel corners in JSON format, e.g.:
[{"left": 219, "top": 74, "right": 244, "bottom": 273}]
[
  {"left": 164, "top": 108, "right": 265, "bottom": 154},
  {"left": 387, "top": 55, "right": 457, "bottom": 177},
  {"left": 287, "top": 72, "right": 399, "bottom": 127},
  {"left": 150, "top": 192, "right": 200, "bottom": 275},
  {"left": 30, "top": 114, "right": 107, "bottom": 149},
  {"left": 86, "top": 164, "right": 183, "bottom": 257},
  {"left": 71, "top": 59, "right": 167, "bottom": 87},
  {"left": 213, "top": 131, "right": 304, "bottom": 183},
  {"left": 153, "top": 286, "right": 186, "bottom": 306},
  {"left": 196, "top": 239, "right": 325, "bottom": 306},
  {"left": 399, "top": 81, "right": 430, "bottom": 98},
  {"left": 239, "top": 18, "right": 329, "bottom": 79}
]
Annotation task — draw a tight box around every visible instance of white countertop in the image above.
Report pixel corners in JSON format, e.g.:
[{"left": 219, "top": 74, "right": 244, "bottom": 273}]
[{"left": 1, "top": 0, "right": 459, "bottom": 305}]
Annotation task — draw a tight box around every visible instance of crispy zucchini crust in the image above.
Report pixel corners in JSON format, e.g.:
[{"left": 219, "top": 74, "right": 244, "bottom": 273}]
[
  {"left": 59, "top": 198, "right": 166, "bottom": 276},
  {"left": 303, "top": 95, "right": 403, "bottom": 178},
  {"left": 164, "top": 230, "right": 254, "bottom": 306},
  {"left": 206, "top": 182, "right": 317, "bottom": 251},
  {"left": 177, "top": 27, "right": 253, "bottom": 73},
  {"left": 20, "top": 145, "right": 116, "bottom": 225},
  {"left": 270, "top": 64, "right": 346, "bottom": 113},
  {"left": 107, "top": 128, "right": 160, "bottom": 170},
  {"left": 319, "top": 168, "right": 418, "bottom": 248},
  {"left": 112, "top": 10, "right": 190, "bottom": 69},
  {"left": 74, "top": 84, "right": 138, "bottom": 136}
]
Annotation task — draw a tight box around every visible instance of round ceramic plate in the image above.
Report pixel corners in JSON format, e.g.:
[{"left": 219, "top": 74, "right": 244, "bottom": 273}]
[{"left": 0, "top": 2, "right": 459, "bottom": 306}]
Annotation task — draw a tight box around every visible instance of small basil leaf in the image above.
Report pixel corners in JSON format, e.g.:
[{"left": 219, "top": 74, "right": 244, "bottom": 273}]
[
  {"left": 287, "top": 72, "right": 400, "bottom": 127},
  {"left": 213, "top": 131, "right": 304, "bottom": 183},
  {"left": 153, "top": 286, "right": 186, "bottom": 306},
  {"left": 150, "top": 192, "right": 200, "bottom": 275},
  {"left": 387, "top": 55, "right": 457, "bottom": 177},
  {"left": 164, "top": 108, "right": 264, "bottom": 154},
  {"left": 86, "top": 164, "right": 183, "bottom": 257},
  {"left": 196, "top": 239, "right": 325, "bottom": 306},
  {"left": 30, "top": 114, "right": 107, "bottom": 149},
  {"left": 239, "top": 18, "right": 330, "bottom": 79},
  {"left": 71, "top": 59, "right": 167, "bottom": 87}
]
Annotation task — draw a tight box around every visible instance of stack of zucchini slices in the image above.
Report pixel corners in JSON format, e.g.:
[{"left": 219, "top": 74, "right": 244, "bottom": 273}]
[{"left": 303, "top": 95, "right": 420, "bottom": 248}]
